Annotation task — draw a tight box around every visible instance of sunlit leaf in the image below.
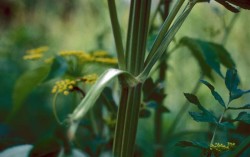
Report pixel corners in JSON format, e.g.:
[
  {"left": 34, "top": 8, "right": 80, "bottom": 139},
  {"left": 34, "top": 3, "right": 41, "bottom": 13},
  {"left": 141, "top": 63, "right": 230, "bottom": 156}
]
[
  {"left": 200, "top": 80, "right": 226, "bottom": 108},
  {"left": 176, "top": 140, "right": 209, "bottom": 149},
  {"left": 68, "top": 68, "right": 140, "bottom": 139},
  {"left": 234, "top": 112, "right": 250, "bottom": 124}
]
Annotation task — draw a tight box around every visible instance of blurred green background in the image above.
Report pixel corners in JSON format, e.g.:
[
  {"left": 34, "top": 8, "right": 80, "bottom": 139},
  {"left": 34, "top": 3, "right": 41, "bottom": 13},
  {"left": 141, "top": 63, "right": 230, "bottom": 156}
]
[{"left": 0, "top": 0, "right": 250, "bottom": 156}]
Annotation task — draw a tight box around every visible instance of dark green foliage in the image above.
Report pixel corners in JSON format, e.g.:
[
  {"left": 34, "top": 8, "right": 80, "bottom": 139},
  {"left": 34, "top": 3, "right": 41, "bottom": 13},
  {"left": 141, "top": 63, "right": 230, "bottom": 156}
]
[
  {"left": 176, "top": 140, "right": 209, "bottom": 149},
  {"left": 44, "top": 56, "right": 68, "bottom": 82},
  {"left": 234, "top": 112, "right": 250, "bottom": 124},
  {"left": 11, "top": 64, "right": 51, "bottom": 118},
  {"left": 189, "top": 111, "right": 217, "bottom": 123},
  {"left": 200, "top": 80, "right": 226, "bottom": 108},
  {"left": 180, "top": 37, "right": 235, "bottom": 79},
  {"left": 183, "top": 93, "right": 201, "bottom": 106},
  {"left": 225, "top": 69, "right": 250, "bottom": 102}
]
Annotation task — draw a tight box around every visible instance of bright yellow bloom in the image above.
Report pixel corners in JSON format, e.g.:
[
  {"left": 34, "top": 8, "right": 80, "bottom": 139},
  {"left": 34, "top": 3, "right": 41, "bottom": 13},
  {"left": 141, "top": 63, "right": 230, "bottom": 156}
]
[
  {"left": 23, "top": 46, "right": 49, "bottom": 61},
  {"left": 23, "top": 54, "right": 43, "bottom": 60},
  {"left": 92, "top": 50, "right": 109, "bottom": 57},
  {"left": 210, "top": 142, "right": 235, "bottom": 152},
  {"left": 26, "top": 46, "right": 49, "bottom": 55},
  {"left": 94, "top": 57, "right": 118, "bottom": 64},
  {"left": 51, "top": 79, "right": 76, "bottom": 95},
  {"left": 81, "top": 74, "right": 98, "bottom": 84},
  {"left": 44, "top": 57, "right": 54, "bottom": 64}
]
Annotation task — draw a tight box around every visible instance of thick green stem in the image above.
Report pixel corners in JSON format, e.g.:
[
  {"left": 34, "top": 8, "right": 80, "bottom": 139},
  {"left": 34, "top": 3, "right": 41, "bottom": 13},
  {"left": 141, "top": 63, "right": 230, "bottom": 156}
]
[{"left": 113, "top": 0, "right": 151, "bottom": 156}]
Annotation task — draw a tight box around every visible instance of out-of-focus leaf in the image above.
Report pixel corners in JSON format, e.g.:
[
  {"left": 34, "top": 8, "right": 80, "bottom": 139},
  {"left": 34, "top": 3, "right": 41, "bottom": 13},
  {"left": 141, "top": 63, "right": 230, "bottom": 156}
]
[
  {"left": 184, "top": 93, "right": 201, "bottom": 106},
  {"left": 176, "top": 140, "right": 209, "bottom": 149},
  {"left": 215, "top": 0, "right": 250, "bottom": 13},
  {"left": 44, "top": 56, "right": 68, "bottom": 82},
  {"left": 158, "top": 105, "right": 170, "bottom": 113},
  {"left": 0, "top": 145, "right": 33, "bottom": 157},
  {"left": 219, "top": 122, "right": 235, "bottom": 129},
  {"left": 180, "top": 37, "right": 235, "bottom": 79},
  {"left": 228, "top": 104, "right": 250, "bottom": 110},
  {"left": 139, "top": 109, "right": 151, "bottom": 118},
  {"left": 11, "top": 64, "right": 51, "bottom": 118},
  {"left": 200, "top": 80, "right": 226, "bottom": 108},
  {"left": 234, "top": 112, "right": 250, "bottom": 124},
  {"left": 143, "top": 78, "right": 166, "bottom": 103},
  {"left": 228, "top": 136, "right": 250, "bottom": 157},
  {"left": 102, "top": 87, "right": 118, "bottom": 114},
  {"left": 189, "top": 111, "right": 217, "bottom": 123}
]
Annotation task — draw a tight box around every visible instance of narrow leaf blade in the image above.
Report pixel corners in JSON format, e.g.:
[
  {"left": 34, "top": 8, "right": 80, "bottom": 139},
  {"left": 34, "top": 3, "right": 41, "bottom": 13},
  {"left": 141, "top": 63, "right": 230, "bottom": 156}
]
[{"left": 200, "top": 80, "right": 226, "bottom": 108}]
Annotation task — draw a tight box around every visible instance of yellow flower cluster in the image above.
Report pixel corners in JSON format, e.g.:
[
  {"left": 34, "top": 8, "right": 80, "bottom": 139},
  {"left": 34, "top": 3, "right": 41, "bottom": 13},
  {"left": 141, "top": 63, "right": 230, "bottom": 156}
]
[
  {"left": 59, "top": 50, "right": 94, "bottom": 61},
  {"left": 210, "top": 142, "right": 235, "bottom": 152},
  {"left": 59, "top": 50, "right": 118, "bottom": 64},
  {"left": 23, "top": 46, "right": 49, "bottom": 60},
  {"left": 92, "top": 50, "right": 109, "bottom": 57},
  {"left": 80, "top": 74, "right": 98, "bottom": 84},
  {"left": 51, "top": 74, "right": 98, "bottom": 95},
  {"left": 51, "top": 79, "right": 76, "bottom": 95}
]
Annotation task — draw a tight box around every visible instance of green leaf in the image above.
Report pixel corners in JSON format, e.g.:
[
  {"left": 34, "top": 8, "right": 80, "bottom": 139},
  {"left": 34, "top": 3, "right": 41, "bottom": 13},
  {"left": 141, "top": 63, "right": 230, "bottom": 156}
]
[
  {"left": 44, "top": 56, "right": 68, "bottom": 82},
  {"left": 228, "top": 104, "right": 250, "bottom": 110},
  {"left": 219, "top": 122, "right": 235, "bottom": 129},
  {"left": 225, "top": 69, "right": 250, "bottom": 101},
  {"left": 200, "top": 80, "right": 226, "bottom": 108},
  {"left": 225, "top": 69, "right": 239, "bottom": 92},
  {"left": 189, "top": 111, "right": 217, "bottom": 123},
  {"left": 68, "top": 68, "right": 140, "bottom": 139},
  {"left": 11, "top": 64, "right": 51, "bottom": 118},
  {"left": 184, "top": 93, "right": 201, "bottom": 106},
  {"left": 180, "top": 37, "right": 235, "bottom": 79},
  {"left": 234, "top": 112, "right": 250, "bottom": 124},
  {"left": 176, "top": 140, "right": 209, "bottom": 149}
]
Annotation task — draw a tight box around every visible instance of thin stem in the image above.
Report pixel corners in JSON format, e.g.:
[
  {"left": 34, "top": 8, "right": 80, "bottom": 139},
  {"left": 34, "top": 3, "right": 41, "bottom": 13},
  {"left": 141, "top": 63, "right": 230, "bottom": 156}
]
[
  {"left": 167, "top": 75, "right": 203, "bottom": 137},
  {"left": 221, "top": 11, "right": 240, "bottom": 45},
  {"left": 107, "top": 0, "right": 125, "bottom": 70},
  {"left": 210, "top": 109, "right": 227, "bottom": 145},
  {"left": 144, "top": 0, "right": 185, "bottom": 66}
]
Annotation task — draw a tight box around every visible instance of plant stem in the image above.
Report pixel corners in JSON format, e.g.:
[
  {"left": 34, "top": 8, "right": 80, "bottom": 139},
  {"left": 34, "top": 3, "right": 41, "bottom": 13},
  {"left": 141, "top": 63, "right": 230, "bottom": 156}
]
[
  {"left": 209, "top": 108, "right": 227, "bottom": 145},
  {"left": 221, "top": 11, "right": 240, "bottom": 45},
  {"left": 107, "top": 0, "right": 125, "bottom": 70},
  {"left": 145, "top": 0, "right": 185, "bottom": 65},
  {"left": 113, "top": 1, "right": 151, "bottom": 156},
  {"left": 154, "top": 1, "right": 171, "bottom": 157}
]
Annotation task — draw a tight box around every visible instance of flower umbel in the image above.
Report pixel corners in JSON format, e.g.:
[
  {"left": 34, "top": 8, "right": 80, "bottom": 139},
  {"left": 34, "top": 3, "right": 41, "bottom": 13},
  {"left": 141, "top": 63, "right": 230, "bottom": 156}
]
[
  {"left": 210, "top": 142, "right": 235, "bottom": 153},
  {"left": 23, "top": 46, "right": 49, "bottom": 60},
  {"left": 51, "top": 74, "right": 98, "bottom": 95}
]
